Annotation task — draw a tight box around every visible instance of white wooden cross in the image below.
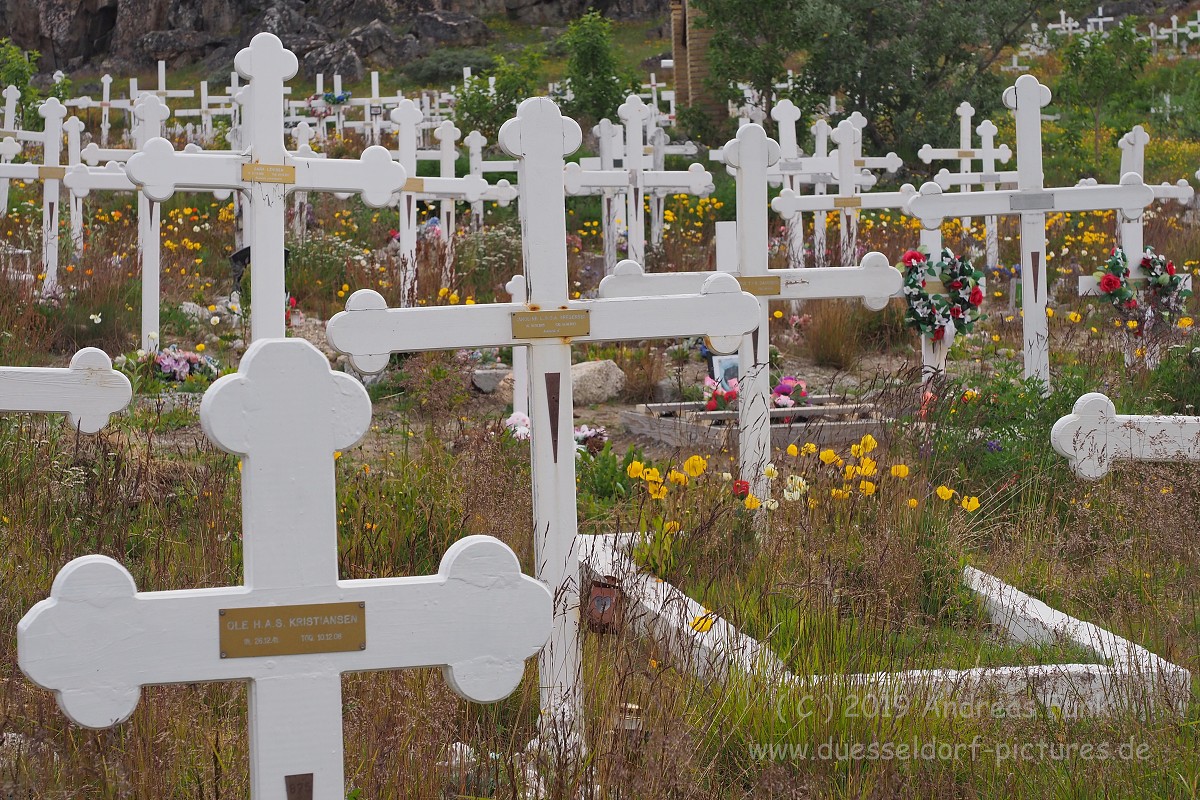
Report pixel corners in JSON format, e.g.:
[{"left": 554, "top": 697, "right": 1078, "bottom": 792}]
[
  {"left": 617, "top": 95, "right": 712, "bottom": 264},
  {"left": 175, "top": 80, "right": 236, "bottom": 145},
  {"left": 918, "top": 103, "right": 1014, "bottom": 267},
  {"left": 600, "top": 123, "right": 903, "bottom": 501},
  {"left": 1087, "top": 5, "right": 1114, "bottom": 33},
  {"left": 131, "top": 61, "right": 195, "bottom": 103},
  {"left": 65, "top": 75, "right": 134, "bottom": 148},
  {"left": 325, "top": 98, "right": 760, "bottom": 740},
  {"left": 907, "top": 75, "right": 1154, "bottom": 390},
  {"left": 0, "top": 347, "right": 131, "bottom": 432},
  {"left": 564, "top": 118, "right": 628, "bottom": 275},
  {"left": 18, "top": 338, "right": 551, "bottom": 800},
  {"left": 0, "top": 97, "right": 67, "bottom": 292},
  {"left": 69, "top": 94, "right": 172, "bottom": 349},
  {"left": 62, "top": 116, "right": 86, "bottom": 255},
  {"left": 1160, "top": 14, "right": 1186, "bottom": 52},
  {"left": 773, "top": 120, "right": 931, "bottom": 264},
  {"left": 647, "top": 127, "right": 700, "bottom": 247},
  {"left": 1002, "top": 53, "right": 1030, "bottom": 73},
  {"left": 125, "top": 33, "right": 408, "bottom": 341},
  {"left": 1047, "top": 9, "right": 1082, "bottom": 37},
  {"left": 0, "top": 85, "right": 21, "bottom": 216},
  {"left": 345, "top": 72, "right": 395, "bottom": 145},
  {"left": 461, "top": 129, "right": 518, "bottom": 232},
  {"left": 1051, "top": 393, "right": 1200, "bottom": 479}
]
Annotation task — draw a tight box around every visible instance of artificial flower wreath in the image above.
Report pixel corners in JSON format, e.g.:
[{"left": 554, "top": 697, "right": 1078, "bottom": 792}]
[{"left": 900, "top": 248, "right": 985, "bottom": 340}]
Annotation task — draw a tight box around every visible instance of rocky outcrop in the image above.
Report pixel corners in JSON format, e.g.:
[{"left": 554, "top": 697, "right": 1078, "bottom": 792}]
[
  {"left": 302, "top": 40, "right": 364, "bottom": 82},
  {"left": 412, "top": 10, "right": 493, "bottom": 47},
  {"left": 0, "top": 0, "right": 668, "bottom": 72}
]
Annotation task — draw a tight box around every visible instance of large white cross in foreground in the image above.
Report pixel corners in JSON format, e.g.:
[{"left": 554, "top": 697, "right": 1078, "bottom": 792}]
[
  {"left": 0, "top": 347, "right": 131, "bottom": 432},
  {"left": 19, "top": 339, "right": 551, "bottom": 800},
  {"left": 124, "top": 33, "right": 408, "bottom": 341},
  {"left": 908, "top": 75, "right": 1154, "bottom": 390},
  {"left": 1051, "top": 393, "right": 1200, "bottom": 480},
  {"left": 326, "top": 98, "right": 760, "bottom": 741},
  {"left": 600, "top": 124, "right": 902, "bottom": 501}
]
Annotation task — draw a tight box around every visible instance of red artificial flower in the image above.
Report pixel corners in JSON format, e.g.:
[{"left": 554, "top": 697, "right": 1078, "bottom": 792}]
[
  {"left": 968, "top": 286, "right": 984, "bottom": 306},
  {"left": 1099, "top": 273, "right": 1122, "bottom": 293},
  {"left": 1124, "top": 298, "right": 1138, "bottom": 309},
  {"left": 706, "top": 398, "right": 718, "bottom": 411},
  {"left": 1167, "top": 261, "right": 1176, "bottom": 275},
  {"left": 733, "top": 480, "right": 750, "bottom": 497},
  {"left": 1141, "top": 257, "right": 1152, "bottom": 269},
  {"left": 725, "top": 390, "right": 738, "bottom": 403},
  {"left": 950, "top": 305, "right": 964, "bottom": 318},
  {"left": 933, "top": 326, "right": 946, "bottom": 341},
  {"left": 949, "top": 280, "right": 963, "bottom": 290},
  {"left": 902, "top": 250, "right": 926, "bottom": 268}
]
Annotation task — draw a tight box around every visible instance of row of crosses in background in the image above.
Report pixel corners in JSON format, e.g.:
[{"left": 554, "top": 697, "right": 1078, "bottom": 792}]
[{"left": 1029, "top": 8, "right": 1200, "bottom": 57}]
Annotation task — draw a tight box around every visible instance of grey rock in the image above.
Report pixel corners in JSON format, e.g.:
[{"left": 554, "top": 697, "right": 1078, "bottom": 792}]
[
  {"left": 303, "top": 39, "right": 364, "bottom": 83},
  {"left": 138, "top": 29, "right": 226, "bottom": 63},
  {"left": 472, "top": 367, "right": 511, "bottom": 394},
  {"left": 572, "top": 359, "right": 626, "bottom": 405},
  {"left": 412, "top": 10, "right": 491, "bottom": 46},
  {"left": 178, "top": 301, "right": 208, "bottom": 322},
  {"left": 652, "top": 377, "right": 682, "bottom": 403},
  {"left": 347, "top": 19, "right": 424, "bottom": 68},
  {"left": 255, "top": 0, "right": 329, "bottom": 56}
]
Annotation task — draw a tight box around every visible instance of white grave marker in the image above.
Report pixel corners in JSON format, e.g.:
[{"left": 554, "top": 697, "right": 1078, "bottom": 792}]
[
  {"left": 19, "top": 338, "right": 551, "bottom": 800},
  {"left": 124, "top": 34, "right": 408, "bottom": 341},
  {"left": 0, "top": 98, "right": 67, "bottom": 291},
  {"left": 908, "top": 75, "right": 1154, "bottom": 390},
  {"left": 325, "top": 98, "right": 760, "bottom": 740},
  {"left": 0, "top": 347, "right": 131, "bottom": 431},
  {"left": 1052, "top": 393, "right": 1200, "bottom": 479},
  {"left": 601, "top": 123, "right": 902, "bottom": 501}
]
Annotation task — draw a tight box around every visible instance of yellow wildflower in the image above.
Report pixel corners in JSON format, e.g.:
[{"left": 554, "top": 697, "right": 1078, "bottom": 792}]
[
  {"left": 683, "top": 455, "right": 707, "bottom": 477},
  {"left": 907, "top": 498, "right": 919, "bottom": 508},
  {"left": 787, "top": 443, "right": 799, "bottom": 457},
  {"left": 891, "top": 464, "right": 910, "bottom": 478},
  {"left": 859, "top": 480, "right": 877, "bottom": 496},
  {"left": 819, "top": 449, "right": 838, "bottom": 465},
  {"left": 936, "top": 485, "right": 955, "bottom": 501},
  {"left": 800, "top": 443, "right": 817, "bottom": 456},
  {"left": 744, "top": 494, "right": 762, "bottom": 510},
  {"left": 667, "top": 469, "right": 688, "bottom": 486},
  {"left": 626, "top": 460, "right": 644, "bottom": 479},
  {"left": 961, "top": 495, "right": 981, "bottom": 512}
]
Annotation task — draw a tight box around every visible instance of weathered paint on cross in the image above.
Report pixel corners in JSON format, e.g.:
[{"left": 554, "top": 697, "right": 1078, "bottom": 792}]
[
  {"left": 18, "top": 338, "right": 551, "bottom": 800},
  {"left": 1051, "top": 392, "right": 1200, "bottom": 480},
  {"left": 125, "top": 34, "right": 407, "bottom": 341},
  {"left": 0, "top": 347, "right": 131, "bottom": 432},
  {"left": 908, "top": 75, "right": 1154, "bottom": 391},
  {"left": 326, "top": 98, "right": 760, "bottom": 740}
]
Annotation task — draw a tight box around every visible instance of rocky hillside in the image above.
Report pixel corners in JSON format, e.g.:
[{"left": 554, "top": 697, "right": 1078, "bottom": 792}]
[{"left": 0, "top": 0, "right": 667, "bottom": 75}]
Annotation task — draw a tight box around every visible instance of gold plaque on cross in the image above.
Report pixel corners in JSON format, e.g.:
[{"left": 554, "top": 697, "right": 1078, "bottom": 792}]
[
  {"left": 241, "top": 163, "right": 297, "bottom": 184},
  {"left": 0, "top": 129, "right": 18, "bottom": 138},
  {"left": 403, "top": 177, "right": 426, "bottom": 192},
  {"left": 511, "top": 309, "right": 590, "bottom": 339},
  {"left": 219, "top": 601, "right": 366, "bottom": 659},
  {"left": 924, "top": 279, "right": 947, "bottom": 295},
  {"left": 736, "top": 275, "right": 782, "bottom": 296},
  {"left": 833, "top": 196, "right": 862, "bottom": 209},
  {"left": 853, "top": 159, "right": 865, "bottom": 168},
  {"left": 957, "top": 149, "right": 975, "bottom": 158},
  {"left": 38, "top": 167, "right": 66, "bottom": 181}
]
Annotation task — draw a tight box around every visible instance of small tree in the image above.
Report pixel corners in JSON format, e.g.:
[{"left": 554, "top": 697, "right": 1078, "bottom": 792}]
[
  {"left": 453, "top": 47, "right": 544, "bottom": 144},
  {"left": 0, "top": 38, "right": 40, "bottom": 127},
  {"left": 560, "top": 12, "right": 627, "bottom": 126},
  {"left": 1057, "top": 20, "right": 1150, "bottom": 166}
]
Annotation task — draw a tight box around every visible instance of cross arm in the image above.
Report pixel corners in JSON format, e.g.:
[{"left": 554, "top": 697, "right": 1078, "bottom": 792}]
[
  {"left": 918, "top": 144, "right": 1013, "bottom": 164},
  {"left": 0, "top": 348, "right": 132, "bottom": 432},
  {"left": 772, "top": 183, "right": 904, "bottom": 217},
  {"left": 63, "top": 163, "right": 134, "bottom": 197},
  {"left": 405, "top": 174, "right": 488, "bottom": 202},
  {"left": 907, "top": 175, "right": 1154, "bottom": 228},
  {"left": 934, "top": 168, "right": 1019, "bottom": 190},
  {"left": 563, "top": 162, "right": 626, "bottom": 195},
  {"left": 126, "top": 138, "right": 243, "bottom": 201},
  {"left": 17, "top": 536, "right": 551, "bottom": 728},
  {"left": 1051, "top": 393, "right": 1200, "bottom": 480},
  {"left": 1152, "top": 179, "right": 1194, "bottom": 203},
  {"left": 642, "top": 163, "right": 713, "bottom": 194},
  {"left": 291, "top": 146, "right": 407, "bottom": 207},
  {"left": 598, "top": 251, "right": 902, "bottom": 310},
  {"left": 481, "top": 178, "right": 519, "bottom": 206},
  {"left": 327, "top": 274, "right": 761, "bottom": 374}
]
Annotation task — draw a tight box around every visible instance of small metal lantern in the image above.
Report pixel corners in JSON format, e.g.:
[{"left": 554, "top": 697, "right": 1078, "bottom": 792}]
[{"left": 585, "top": 576, "right": 623, "bottom": 633}]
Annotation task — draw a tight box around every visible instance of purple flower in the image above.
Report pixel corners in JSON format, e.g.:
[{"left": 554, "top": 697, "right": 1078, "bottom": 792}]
[{"left": 985, "top": 440, "right": 1003, "bottom": 453}]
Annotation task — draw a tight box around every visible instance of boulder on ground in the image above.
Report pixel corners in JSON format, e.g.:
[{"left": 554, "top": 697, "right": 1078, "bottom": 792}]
[
  {"left": 472, "top": 367, "right": 512, "bottom": 394},
  {"left": 572, "top": 359, "right": 626, "bottom": 405},
  {"left": 347, "top": 20, "right": 424, "bottom": 67}
]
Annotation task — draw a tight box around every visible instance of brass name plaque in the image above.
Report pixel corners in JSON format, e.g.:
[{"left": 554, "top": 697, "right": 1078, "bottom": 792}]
[
  {"left": 736, "top": 275, "right": 782, "bottom": 296},
  {"left": 924, "top": 279, "right": 947, "bottom": 295},
  {"left": 0, "top": 129, "right": 18, "bottom": 138},
  {"left": 241, "top": 163, "right": 296, "bottom": 184},
  {"left": 957, "top": 149, "right": 975, "bottom": 158},
  {"left": 38, "top": 166, "right": 67, "bottom": 180},
  {"left": 1010, "top": 191, "right": 1054, "bottom": 212},
  {"left": 219, "top": 601, "right": 365, "bottom": 659},
  {"left": 853, "top": 159, "right": 866, "bottom": 168},
  {"left": 403, "top": 177, "right": 425, "bottom": 192},
  {"left": 511, "top": 309, "right": 590, "bottom": 339},
  {"left": 833, "top": 196, "right": 862, "bottom": 209}
]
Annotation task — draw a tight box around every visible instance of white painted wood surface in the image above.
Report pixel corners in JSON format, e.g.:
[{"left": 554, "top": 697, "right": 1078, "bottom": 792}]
[
  {"left": 0, "top": 347, "right": 131, "bottom": 432},
  {"left": 18, "top": 338, "right": 550, "bottom": 800},
  {"left": 327, "top": 98, "right": 759, "bottom": 743},
  {"left": 1051, "top": 392, "right": 1200, "bottom": 480},
  {"left": 908, "top": 75, "right": 1155, "bottom": 391},
  {"left": 124, "top": 33, "right": 408, "bottom": 342}
]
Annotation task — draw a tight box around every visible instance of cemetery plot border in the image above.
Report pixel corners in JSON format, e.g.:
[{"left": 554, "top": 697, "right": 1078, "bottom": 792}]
[{"left": 582, "top": 534, "right": 1190, "bottom": 716}]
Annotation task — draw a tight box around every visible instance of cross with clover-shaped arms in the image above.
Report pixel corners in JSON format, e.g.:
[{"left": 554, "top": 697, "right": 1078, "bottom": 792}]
[
  {"left": 19, "top": 338, "right": 551, "bottom": 800},
  {"left": 907, "top": 74, "right": 1155, "bottom": 391},
  {"left": 773, "top": 120, "right": 941, "bottom": 263},
  {"left": 1051, "top": 393, "right": 1200, "bottom": 480},
  {"left": 461, "top": 128, "right": 519, "bottom": 232},
  {"left": 600, "top": 124, "right": 903, "bottom": 501},
  {"left": 2, "top": 98, "right": 67, "bottom": 292},
  {"left": 326, "top": 97, "right": 760, "bottom": 739},
  {"left": 0, "top": 85, "right": 21, "bottom": 217},
  {"left": 124, "top": 33, "right": 408, "bottom": 341},
  {"left": 0, "top": 347, "right": 131, "bottom": 432}
]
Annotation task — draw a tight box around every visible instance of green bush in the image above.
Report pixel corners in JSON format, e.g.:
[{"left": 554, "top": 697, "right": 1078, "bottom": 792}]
[{"left": 452, "top": 47, "right": 543, "bottom": 143}]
